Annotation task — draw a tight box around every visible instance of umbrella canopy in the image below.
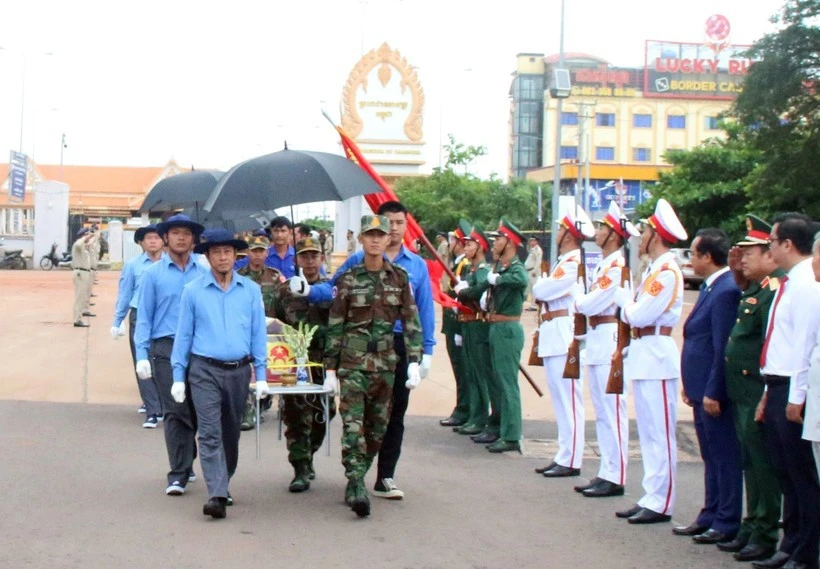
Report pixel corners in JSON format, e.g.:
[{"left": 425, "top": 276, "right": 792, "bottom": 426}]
[
  {"left": 140, "top": 170, "right": 224, "bottom": 213},
  {"left": 202, "top": 149, "right": 384, "bottom": 219},
  {"left": 181, "top": 207, "right": 267, "bottom": 233}
]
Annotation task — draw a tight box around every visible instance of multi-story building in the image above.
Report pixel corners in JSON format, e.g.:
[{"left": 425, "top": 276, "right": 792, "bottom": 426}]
[{"left": 509, "top": 30, "right": 751, "bottom": 215}]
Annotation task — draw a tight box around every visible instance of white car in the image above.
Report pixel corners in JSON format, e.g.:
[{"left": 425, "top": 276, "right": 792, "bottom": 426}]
[{"left": 670, "top": 248, "right": 703, "bottom": 289}]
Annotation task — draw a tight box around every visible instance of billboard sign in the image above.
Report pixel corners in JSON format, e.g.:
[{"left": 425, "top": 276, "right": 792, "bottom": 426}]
[
  {"left": 570, "top": 66, "right": 642, "bottom": 98},
  {"left": 9, "top": 151, "right": 28, "bottom": 202}
]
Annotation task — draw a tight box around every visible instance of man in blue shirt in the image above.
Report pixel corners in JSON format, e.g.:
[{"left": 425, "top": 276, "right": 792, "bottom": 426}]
[
  {"left": 290, "top": 201, "right": 435, "bottom": 500},
  {"left": 234, "top": 217, "right": 297, "bottom": 278},
  {"left": 171, "top": 228, "right": 268, "bottom": 520},
  {"left": 134, "top": 214, "right": 208, "bottom": 495},
  {"left": 111, "top": 225, "right": 166, "bottom": 427}
]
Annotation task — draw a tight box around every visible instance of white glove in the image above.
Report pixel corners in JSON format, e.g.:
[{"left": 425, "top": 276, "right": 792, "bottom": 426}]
[
  {"left": 572, "top": 282, "right": 585, "bottom": 297},
  {"left": 405, "top": 362, "right": 422, "bottom": 390},
  {"left": 255, "top": 380, "right": 270, "bottom": 399},
  {"left": 171, "top": 382, "right": 186, "bottom": 403},
  {"left": 118, "top": 321, "right": 127, "bottom": 336},
  {"left": 110, "top": 326, "right": 121, "bottom": 340},
  {"left": 324, "top": 370, "right": 338, "bottom": 396},
  {"left": 574, "top": 334, "right": 587, "bottom": 341},
  {"left": 480, "top": 291, "right": 489, "bottom": 311},
  {"left": 453, "top": 279, "right": 469, "bottom": 294},
  {"left": 454, "top": 334, "right": 463, "bottom": 347},
  {"left": 420, "top": 354, "right": 432, "bottom": 378},
  {"left": 450, "top": 306, "right": 459, "bottom": 314},
  {"left": 487, "top": 271, "right": 500, "bottom": 285},
  {"left": 288, "top": 268, "right": 310, "bottom": 297},
  {"left": 135, "top": 359, "right": 152, "bottom": 380},
  {"left": 621, "top": 346, "right": 629, "bottom": 358},
  {"left": 613, "top": 286, "right": 632, "bottom": 308}
]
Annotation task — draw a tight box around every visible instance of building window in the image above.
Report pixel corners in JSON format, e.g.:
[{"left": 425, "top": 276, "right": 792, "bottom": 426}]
[
  {"left": 515, "top": 75, "right": 544, "bottom": 101},
  {"left": 705, "top": 116, "right": 720, "bottom": 130},
  {"left": 596, "top": 146, "right": 615, "bottom": 161},
  {"left": 0, "top": 207, "right": 35, "bottom": 236},
  {"left": 633, "top": 147, "right": 652, "bottom": 162},
  {"left": 561, "top": 112, "right": 578, "bottom": 126},
  {"left": 596, "top": 113, "right": 616, "bottom": 127},
  {"left": 633, "top": 114, "right": 652, "bottom": 128},
  {"left": 560, "top": 146, "right": 578, "bottom": 160},
  {"left": 667, "top": 115, "right": 686, "bottom": 129}
]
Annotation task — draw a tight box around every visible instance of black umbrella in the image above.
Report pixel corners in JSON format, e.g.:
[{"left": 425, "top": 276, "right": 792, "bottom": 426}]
[
  {"left": 201, "top": 149, "right": 383, "bottom": 220},
  {"left": 140, "top": 170, "right": 224, "bottom": 213},
  {"left": 184, "top": 208, "right": 268, "bottom": 233}
]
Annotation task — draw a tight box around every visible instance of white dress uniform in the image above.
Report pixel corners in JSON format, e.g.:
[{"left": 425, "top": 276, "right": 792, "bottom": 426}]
[
  {"left": 618, "top": 199, "right": 687, "bottom": 516},
  {"left": 805, "top": 341, "right": 820, "bottom": 475},
  {"left": 532, "top": 206, "right": 595, "bottom": 471}
]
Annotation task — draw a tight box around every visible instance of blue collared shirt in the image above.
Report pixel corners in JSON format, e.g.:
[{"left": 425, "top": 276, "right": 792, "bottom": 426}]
[
  {"left": 134, "top": 254, "right": 209, "bottom": 360},
  {"left": 233, "top": 246, "right": 296, "bottom": 278},
  {"left": 171, "top": 271, "right": 268, "bottom": 382},
  {"left": 308, "top": 245, "right": 436, "bottom": 355},
  {"left": 112, "top": 252, "right": 167, "bottom": 327}
]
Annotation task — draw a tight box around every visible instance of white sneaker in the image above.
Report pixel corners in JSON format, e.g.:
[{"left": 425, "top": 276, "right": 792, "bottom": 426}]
[
  {"left": 188, "top": 471, "right": 197, "bottom": 483},
  {"left": 165, "top": 481, "right": 185, "bottom": 496},
  {"left": 142, "top": 415, "right": 158, "bottom": 429},
  {"left": 373, "top": 478, "right": 404, "bottom": 500},
  {"left": 138, "top": 405, "right": 146, "bottom": 414}
]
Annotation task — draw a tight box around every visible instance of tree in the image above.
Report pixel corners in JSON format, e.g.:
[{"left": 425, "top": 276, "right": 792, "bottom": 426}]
[
  {"left": 731, "top": 0, "right": 820, "bottom": 217},
  {"left": 297, "top": 216, "right": 333, "bottom": 232}
]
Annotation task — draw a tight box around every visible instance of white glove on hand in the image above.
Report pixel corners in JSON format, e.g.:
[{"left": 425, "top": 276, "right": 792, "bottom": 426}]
[
  {"left": 110, "top": 326, "right": 121, "bottom": 340},
  {"left": 118, "top": 321, "right": 127, "bottom": 336},
  {"left": 135, "top": 359, "right": 152, "bottom": 380},
  {"left": 288, "top": 268, "right": 310, "bottom": 297},
  {"left": 255, "top": 380, "right": 270, "bottom": 399},
  {"left": 405, "top": 362, "right": 422, "bottom": 390},
  {"left": 324, "top": 370, "right": 338, "bottom": 396},
  {"left": 572, "top": 282, "right": 586, "bottom": 297},
  {"left": 574, "top": 334, "right": 587, "bottom": 341},
  {"left": 453, "top": 279, "right": 469, "bottom": 294},
  {"left": 480, "top": 291, "right": 489, "bottom": 311},
  {"left": 454, "top": 334, "right": 463, "bottom": 347},
  {"left": 171, "top": 382, "right": 186, "bottom": 403},
  {"left": 420, "top": 354, "right": 432, "bottom": 378},
  {"left": 613, "top": 286, "right": 632, "bottom": 308},
  {"left": 487, "top": 272, "right": 500, "bottom": 285}
]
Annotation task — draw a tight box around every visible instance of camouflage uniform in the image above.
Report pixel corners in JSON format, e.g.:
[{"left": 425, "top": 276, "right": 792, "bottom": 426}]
[
  {"left": 273, "top": 238, "right": 337, "bottom": 483},
  {"left": 324, "top": 258, "right": 423, "bottom": 491}
]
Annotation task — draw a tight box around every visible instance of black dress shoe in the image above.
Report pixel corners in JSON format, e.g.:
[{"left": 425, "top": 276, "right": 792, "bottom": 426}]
[
  {"left": 717, "top": 536, "right": 749, "bottom": 552},
  {"left": 751, "top": 551, "right": 791, "bottom": 569},
  {"left": 73, "top": 321, "right": 89, "bottom": 327},
  {"left": 582, "top": 480, "right": 625, "bottom": 498},
  {"left": 471, "top": 432, "right": 498, "bottom": 444},
  {"left": 82, "top": 312, "right": 96, "bottom": 317},
  {"left": 203, "top": 497, "right": 227, "bottom": 519},
  {"left": 574, "top": 477, "right": 603, "bottom": 491},
  {"left": 535, "top": 462, "right": 557, "bottom": 475},
  {"left": 616, "top": 505, "right": 641, "bottom": 519},
  {"left": 781, "top": 561, "right": 819, "bottom": 569},
  {"left": 628, "top": 508, "right": 671, "bottom": 524},
  {"left": 734, "top": 544, "right": 775, "bottom": 562},
  {"left": 693, "top": 528, "right": 734, "bottom": 544},
  {"left": 543, "top": 464, "right": 580, "bottom": 478},
  {"left": 440, "top": 417, "right": 466, "bottom": 427},
  {"left": 672, "top": 522, "right": 710, "bottom": 536}
]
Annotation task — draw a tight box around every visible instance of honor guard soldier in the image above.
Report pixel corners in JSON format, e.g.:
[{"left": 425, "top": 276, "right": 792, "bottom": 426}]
[
  {"left": 440, "top": 220, "right": 473, "bottom": 429},
  {"left": 480, "top": 217, "right": 528, "bottom": 453},
  {"left": 71, "top": 228, "right": 95, "bottom": 327},
  {"left": 454, "top": 223, "right": 501, "bottom": 443},
  {"left": 613, "top": 198, "right": 687, "bottom": 524},
  {"left": 324, "top": 215, "right": 423, "bottom": 517},
  {"left": 712, "top": 215, "right": 786, "bottom": 562},
  {"left": 134, "top": 214, "right": 208, "bottom": 495},
  {"left": 532, "top": 206, "right": 594, "bottom": 476},
  {"left": 272, "top": 237, "right": 336, "bottom": 493},
  {"left": 574, "top": 202, "right": 639, "bottom": 496},
  {"left": 171, "top": 229, "right": 268, "bottom": 519}
]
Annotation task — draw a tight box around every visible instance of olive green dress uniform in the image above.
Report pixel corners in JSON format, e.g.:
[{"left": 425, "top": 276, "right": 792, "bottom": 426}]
[
  {"left": 725, "top": 269, "right": 786, "bottom": 550},
  {"left": 273, "top": 239, "right": 337, "bottom": 489}
]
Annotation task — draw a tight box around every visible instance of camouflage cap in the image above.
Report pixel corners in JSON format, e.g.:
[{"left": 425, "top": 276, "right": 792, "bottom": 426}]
[
  {"left": 361, "top": 214, "right": 389, "bottom": 234},
  {"left": 296, "top": 237, "right": 322, "bottom": 254},
  {"left": 247, "top": 235, "right": 270, "bottom": 250}
]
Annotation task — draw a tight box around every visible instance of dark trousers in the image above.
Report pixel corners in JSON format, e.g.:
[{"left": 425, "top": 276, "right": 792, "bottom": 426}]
[
  {"left": 764, "top": 383, "right": 820, "bottom": 565},
  {"left": 188, "top": 356, "right": 249, "bottom": 499},
  {"left": 129, "top": 310, "right": 161, "bottom": 416},
  {"left": 693, "top": 401, "right": 743, "bottom": 535},
  {"left": 445, "top": 329, "right": 469, "bottom": 422},
  {"left": 150, "top": 337, "right": 197, "bottom": 486},
  {"left": 376, "top": 333, "right": 409, "bottom": 481}
]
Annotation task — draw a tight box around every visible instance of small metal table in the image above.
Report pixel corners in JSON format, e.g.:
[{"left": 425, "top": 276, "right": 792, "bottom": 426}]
[{"left": 253, "top": 383, "right": 333, "bottom": 459}]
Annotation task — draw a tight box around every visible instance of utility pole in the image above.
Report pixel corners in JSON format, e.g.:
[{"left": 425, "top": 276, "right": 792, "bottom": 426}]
[
  {"left": 60, "top": 134, "right": 67, "bottom": 180},
  {"left": 549, "top": 0, "right": 567, "bottom": 266}
]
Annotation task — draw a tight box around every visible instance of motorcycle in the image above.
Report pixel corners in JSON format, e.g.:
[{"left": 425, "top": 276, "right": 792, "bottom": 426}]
[
  {"left": 40, "top": 243, "right": 62, "bottom": 270},
  {"left": 0, "top": 247, "right": 27, "bottom": 270}
]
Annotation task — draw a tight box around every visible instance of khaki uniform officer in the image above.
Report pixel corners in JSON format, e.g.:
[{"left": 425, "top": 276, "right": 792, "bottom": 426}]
[{"left": 71, "top": 228, "right": 95, "bottom": 327}]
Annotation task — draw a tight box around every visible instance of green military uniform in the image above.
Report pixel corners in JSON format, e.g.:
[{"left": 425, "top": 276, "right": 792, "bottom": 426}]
[
  {"left": 441, "top": 220, "right": 472, "bottom": 426},
  {"left": 724, "top": 215, "right": 784, "bottom": 550},
  {"left": 324, "top": 215, "right": 423, "bottom": 510},
  {"left": 273, "top": 237, "right": 337, "bottom": 491}
]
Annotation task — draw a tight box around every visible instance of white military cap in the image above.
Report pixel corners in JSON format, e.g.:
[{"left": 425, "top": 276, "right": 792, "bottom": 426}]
[
  {"left": 556, "top": 205, "right": 595, "bottom": 239},
  {"left": 647, "top": 198, "right": 687, "bottom": 242},
  {"left": 601, "top": 201, "right": 640, "bottom": 238}
]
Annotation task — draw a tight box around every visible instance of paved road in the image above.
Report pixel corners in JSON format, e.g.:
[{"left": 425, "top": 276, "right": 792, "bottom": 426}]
[{"left": 0, "top": 270, "right": 730, "bottom": 569}]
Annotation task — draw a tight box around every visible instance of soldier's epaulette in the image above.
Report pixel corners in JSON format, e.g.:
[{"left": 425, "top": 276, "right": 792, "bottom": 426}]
[
  {"left": 767, "top": 277, "right": 780, "bottom": 291},
  {"left": 610, "top": 257, "right": 624, "bottom": 268}
]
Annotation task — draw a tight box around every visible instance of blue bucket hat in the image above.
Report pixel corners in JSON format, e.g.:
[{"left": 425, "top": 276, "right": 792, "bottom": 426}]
[
  {"left": 156, "top": 214, "right": 205, "bottom": 240},
  {"left": 134, "top": 224, "right": 159, "bottom": 244},
  {"left": 193, "top": 228, "right": 249, "bottom": 254},
  {"left": 76, "top": 227, "right": 90, "bottom": 237}
]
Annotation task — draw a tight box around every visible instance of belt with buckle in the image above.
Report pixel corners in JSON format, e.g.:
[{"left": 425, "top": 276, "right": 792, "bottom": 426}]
[
  {"left": 457, "top": 312, "right": 484, "bottom": 323},
  {"left": 74, "top": 268, "right": 90, "bottom": 272},
  {"left": 761, "top": 374, "right": 790, "bottom": 386},
  {"left": 631, "top": 326, "right": 673, "bottom": 339},
  {"left": 343, "top": 337, "right": 393, "bottom": 353},
  {"left": 193, "top": 354, "right": 253, "bottom": 370},
  {"left": 589, "top": 315, "right": 618, "bottom": 329},
  {"left": 487, "top": 314, "right": 521, "bottom": 323},
  {"left": 540, "top": 309, "right": 569, "bottom": 323}
]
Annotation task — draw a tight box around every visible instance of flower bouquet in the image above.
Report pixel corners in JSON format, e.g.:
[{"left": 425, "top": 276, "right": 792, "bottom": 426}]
[{"left": 281, "top": 321, "right": 319, "bottom": 384}]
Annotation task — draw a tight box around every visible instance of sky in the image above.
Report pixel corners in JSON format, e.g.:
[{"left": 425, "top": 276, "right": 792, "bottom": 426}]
[{"left": 1, "top": 0, "right": 785, "bottom": 187}]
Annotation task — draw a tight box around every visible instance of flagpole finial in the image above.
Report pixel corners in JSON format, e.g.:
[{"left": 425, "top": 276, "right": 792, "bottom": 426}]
[{"left": 284, "top": 140, "right": 288, "bottom": 150}]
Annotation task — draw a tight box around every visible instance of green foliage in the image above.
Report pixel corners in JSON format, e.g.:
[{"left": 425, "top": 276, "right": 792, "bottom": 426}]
[{"left": 297, "top": 216, "right": 333, "bottom": 232}]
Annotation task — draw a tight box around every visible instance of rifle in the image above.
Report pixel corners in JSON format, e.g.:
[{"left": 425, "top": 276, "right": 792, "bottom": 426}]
[
  {"left": 606, "top": 217, "right": 631, "bottom": 395},
  {"left": 563, "top": 234, "right": 586, "bottom": 379},
  {"left": 529, "top": 218, "right": 549, "bottom": 368}
]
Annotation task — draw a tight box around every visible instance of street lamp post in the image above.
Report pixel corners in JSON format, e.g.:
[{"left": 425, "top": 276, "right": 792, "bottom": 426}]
[{"left": 549, "top": 0, "right": 567, "bottom": 265}]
